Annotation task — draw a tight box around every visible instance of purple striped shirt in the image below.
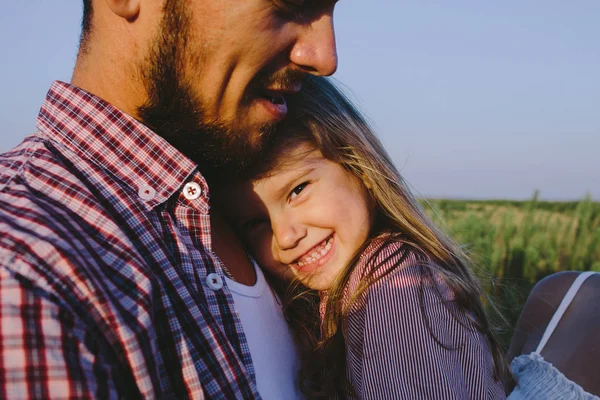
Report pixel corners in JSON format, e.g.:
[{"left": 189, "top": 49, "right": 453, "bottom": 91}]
[
  {"left": 0, "top": 82, "right": 260, "bottom": 399},
  {"left": 328, "top": 237, "right": 506, "bottom": 399}
]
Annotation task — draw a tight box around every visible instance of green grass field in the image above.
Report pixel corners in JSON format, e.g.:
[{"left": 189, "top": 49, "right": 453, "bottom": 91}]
[{"left": 421, "top": 192, "right": 600, "bottom": 348}]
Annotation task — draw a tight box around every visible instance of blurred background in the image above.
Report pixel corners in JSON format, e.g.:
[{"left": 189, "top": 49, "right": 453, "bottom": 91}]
[{"left": 2, "top": 1, "right": 599, "bottom": 345}]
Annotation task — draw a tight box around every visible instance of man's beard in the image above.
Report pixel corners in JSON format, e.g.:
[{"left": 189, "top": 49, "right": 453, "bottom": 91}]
[{"left": 136, "top": 0, "right": 278, "bottom": 182}]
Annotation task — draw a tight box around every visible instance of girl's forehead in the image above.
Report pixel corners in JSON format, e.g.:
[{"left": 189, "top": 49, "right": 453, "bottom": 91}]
[
  {"left": 252, "top": 152, "right": 327, "bottom": 198},
  {"left": 267, "top": 144, "right": 323, "bottom": 175}
]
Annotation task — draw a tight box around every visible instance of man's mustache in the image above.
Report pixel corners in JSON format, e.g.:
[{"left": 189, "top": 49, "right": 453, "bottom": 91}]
[{"left": 253, "top": 69, "right": 306, "bottom": 91}]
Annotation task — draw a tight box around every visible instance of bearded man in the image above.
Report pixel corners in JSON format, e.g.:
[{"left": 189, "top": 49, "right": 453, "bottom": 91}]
[{"left": 0, "top": 0, "right": 338, "bottom": 398}]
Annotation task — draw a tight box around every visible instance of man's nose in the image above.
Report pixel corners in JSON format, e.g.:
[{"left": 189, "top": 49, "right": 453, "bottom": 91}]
[
  {"left": 272, "top": 218, "right": 306, "bottom": 251},
  {"left": 290, "top": 12, "right": 338, "bottom": 76}
]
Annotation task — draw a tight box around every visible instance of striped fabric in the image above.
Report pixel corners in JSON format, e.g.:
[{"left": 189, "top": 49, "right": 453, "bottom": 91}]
[
  {"left": 334, "top": 237, "right": 506, "bottom": 399},
  {"left": 0, "top": 82, "right": 259, "bottom": 399}
]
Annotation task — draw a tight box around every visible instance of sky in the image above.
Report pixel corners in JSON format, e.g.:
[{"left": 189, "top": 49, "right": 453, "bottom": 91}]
[{"left": 1, "top": 1, "right": 598, "bottom": 201}]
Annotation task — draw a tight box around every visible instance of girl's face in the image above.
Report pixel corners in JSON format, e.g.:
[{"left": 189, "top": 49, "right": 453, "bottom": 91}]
[{"left": 221, "top": 143, "right": 376, "bottom": 290}]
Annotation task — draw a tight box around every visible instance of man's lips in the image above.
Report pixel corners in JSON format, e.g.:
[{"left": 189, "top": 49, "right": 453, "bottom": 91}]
[
  {"left": 255, "top": 96, "right": 288, "bottom": 121},
  {"left": 252, "top": 83, "right": 302, "bottom": 121},
  {"left": 256, "top": 82, "right": 302, "bottom": 101},
  {"left": 263, "top": 82, "right": 303, "bottom": 96}
]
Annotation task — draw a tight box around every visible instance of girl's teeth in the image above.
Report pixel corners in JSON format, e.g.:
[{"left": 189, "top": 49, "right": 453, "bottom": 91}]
[{"left": 296, "top": 236, "right": 333, "bottom": 267}]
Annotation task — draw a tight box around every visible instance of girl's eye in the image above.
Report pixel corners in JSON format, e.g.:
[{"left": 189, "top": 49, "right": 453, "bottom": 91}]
[{"left": 289, "top": 182, "right": 309, "bottom": 200}]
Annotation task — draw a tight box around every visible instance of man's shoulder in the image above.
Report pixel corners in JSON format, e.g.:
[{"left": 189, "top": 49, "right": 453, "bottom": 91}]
[
  {"left": 0, "top": 134, "right": 68, "bottom": 239},
  {"left": 0, "top": 134, "right": 48, "bottom": 188},
  {"left": 0, "top": 136, "right": 156, "bottom": 332},
  {"left": 0, "top": 134, "right": 130, "bottom": 287},
  {"left": 0, "top": 133, "right": 95, "bottom": 226}
]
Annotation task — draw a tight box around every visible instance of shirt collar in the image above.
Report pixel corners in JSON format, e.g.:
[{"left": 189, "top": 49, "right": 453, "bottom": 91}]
[{"left": 36, "top": 81, "right": 200, "bottom": 209}]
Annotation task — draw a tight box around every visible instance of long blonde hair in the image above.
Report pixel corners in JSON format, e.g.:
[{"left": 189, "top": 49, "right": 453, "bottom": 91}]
[{"left": 250, "top": 75, "right": 507, "bottom": 398}]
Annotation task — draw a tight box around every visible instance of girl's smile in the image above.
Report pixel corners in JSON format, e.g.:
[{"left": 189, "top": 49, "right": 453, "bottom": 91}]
[
  {"left": 292, "top": 234, "right": 335, "bottom": 273},
  {"left": 218, "top": 143, "right": 376, "bottom": 290}
]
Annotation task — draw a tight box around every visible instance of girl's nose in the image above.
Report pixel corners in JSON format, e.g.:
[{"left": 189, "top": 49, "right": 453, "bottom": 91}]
[{"left": 272, "top": 218, "right": 307, "bottom": 251}]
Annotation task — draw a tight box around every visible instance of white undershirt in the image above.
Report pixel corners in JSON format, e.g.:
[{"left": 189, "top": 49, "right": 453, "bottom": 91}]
[{"left": 225, "top": 261, "right": 304, "bottom": 400}]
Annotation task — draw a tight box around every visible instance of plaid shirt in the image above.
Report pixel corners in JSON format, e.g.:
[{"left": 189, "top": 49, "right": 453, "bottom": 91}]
[{"left": 0, "top": 82, "right": 260, "bottom": 399}]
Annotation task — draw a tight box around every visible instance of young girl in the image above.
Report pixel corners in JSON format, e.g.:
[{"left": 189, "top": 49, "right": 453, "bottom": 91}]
[{"left": 216, "top": 76, "right": 507, "bottom": 399}]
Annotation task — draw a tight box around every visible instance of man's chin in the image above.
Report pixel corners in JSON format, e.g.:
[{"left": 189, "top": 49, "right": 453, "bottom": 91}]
[
  {"left": 138, "top": 96, "right": 274, "bottom": 183},
  {"left": 195, "top": 122, "right": 276, "bottom": 184},
  {"left": 198, "top": 149, "right": 259, "bottom": 183}
]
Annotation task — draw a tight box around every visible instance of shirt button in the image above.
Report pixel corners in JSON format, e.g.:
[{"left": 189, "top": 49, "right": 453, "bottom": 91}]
[
  {"left": 206, "top": 273, "right": 223, "bottom": 291},
  {"left": 138, "top": 185, "right": 156, "bottom": 200},
  {"left": 183, "top": 182, "right": 202, "bottom": 200}
]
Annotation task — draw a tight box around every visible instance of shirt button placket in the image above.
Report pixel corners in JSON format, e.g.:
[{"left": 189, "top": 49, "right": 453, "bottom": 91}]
[
  {"left": 205, "top": 273, "right": 223, "bottom": 291},
  {"left": 183, "top": 182, "right": 202, "bottom": 200},
  {"left": 138, "top": 185, "right": 156, "bottom": 201}
]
